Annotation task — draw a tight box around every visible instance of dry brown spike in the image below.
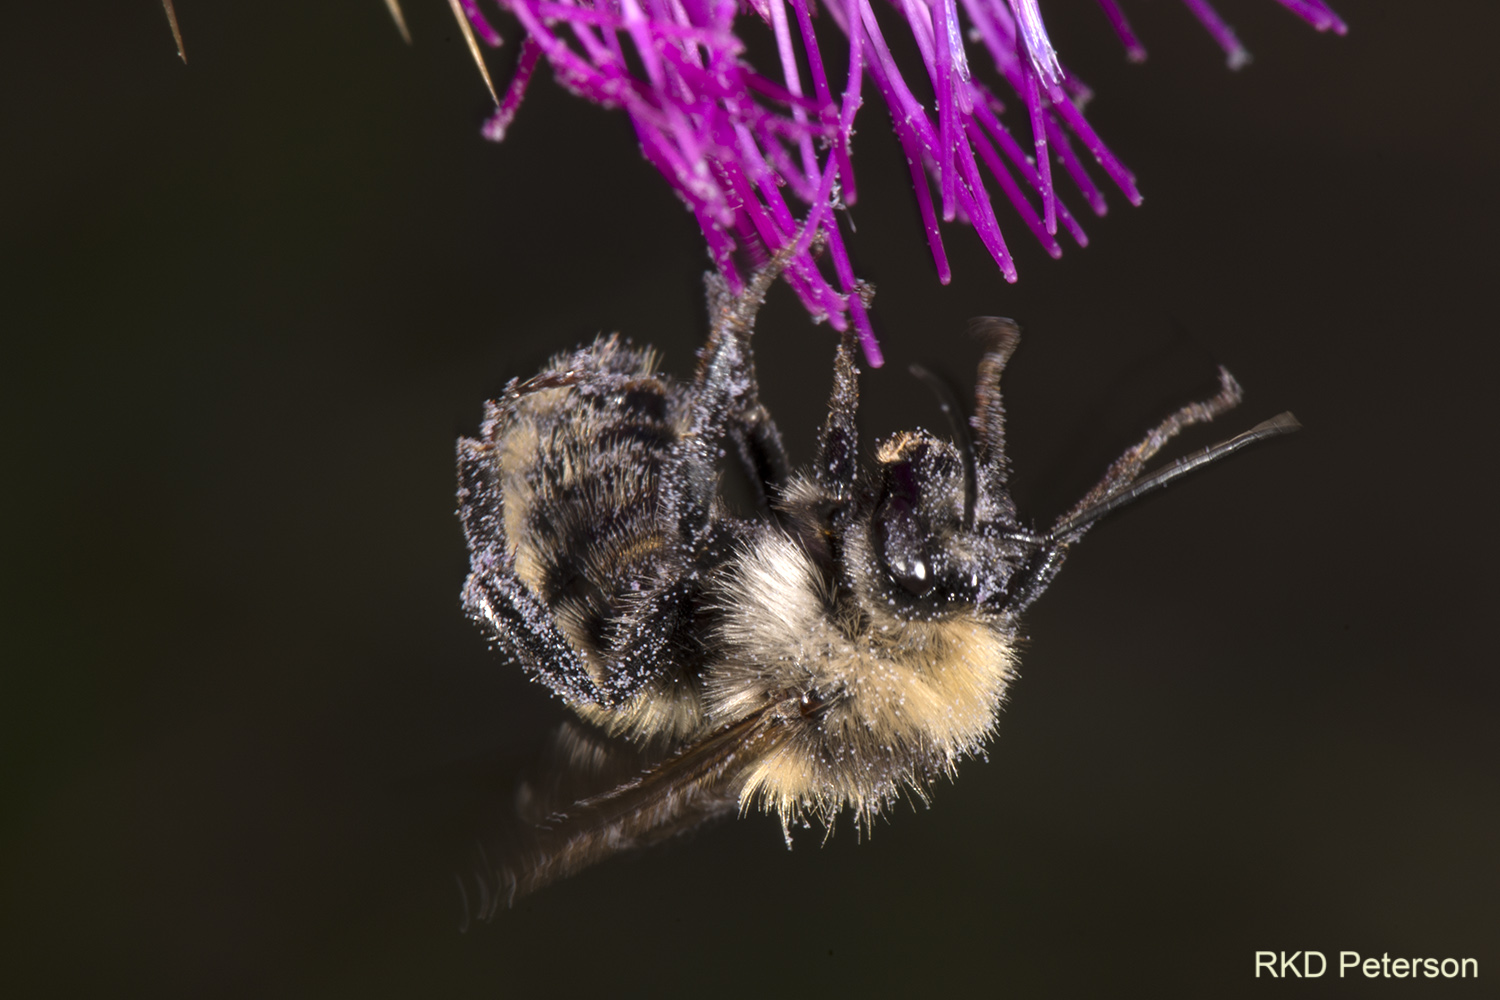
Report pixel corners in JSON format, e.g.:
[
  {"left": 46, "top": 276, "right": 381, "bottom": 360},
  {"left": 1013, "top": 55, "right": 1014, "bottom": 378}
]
[
  {"left": 446, "top": 0, "right": 500, "bottom": 107},
  {"left": 384, "top": 0, "right": 413, "bottom": 45},
  {"left": 161, "top": 0, "right": 185, "bottom": 63}
]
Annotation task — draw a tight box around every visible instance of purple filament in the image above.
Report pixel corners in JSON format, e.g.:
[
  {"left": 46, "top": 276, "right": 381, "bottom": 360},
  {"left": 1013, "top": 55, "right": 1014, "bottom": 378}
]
[{"left": 470, "top": 0, "right": 1343, "bottom": 362}]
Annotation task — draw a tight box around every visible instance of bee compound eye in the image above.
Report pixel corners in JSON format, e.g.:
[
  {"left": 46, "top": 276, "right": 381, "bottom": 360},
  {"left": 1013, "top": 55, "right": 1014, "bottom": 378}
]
[
  {"left": 875, "top": 495, "right": 936, "bottom": 598},
  {"left": 891, "top": 554, "right": 933, "bottom": 597}
]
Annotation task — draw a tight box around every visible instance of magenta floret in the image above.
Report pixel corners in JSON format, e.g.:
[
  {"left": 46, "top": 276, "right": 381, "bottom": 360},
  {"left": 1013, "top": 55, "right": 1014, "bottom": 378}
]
[{"left": 471, "top": 0, "right": 1342, "bottom": 364}]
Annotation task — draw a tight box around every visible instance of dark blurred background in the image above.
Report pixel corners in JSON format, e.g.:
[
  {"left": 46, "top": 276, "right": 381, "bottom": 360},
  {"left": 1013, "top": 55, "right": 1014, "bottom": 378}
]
[{"left": 3, "top": 1, "right": 1496, "bottom": 996}]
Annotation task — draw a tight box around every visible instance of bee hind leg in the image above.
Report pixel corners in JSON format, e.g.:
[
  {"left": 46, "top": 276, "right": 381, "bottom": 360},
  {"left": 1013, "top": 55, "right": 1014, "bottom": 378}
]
[
  {"left": 462, "top": 569, "right": 615, "bottom": 707},
  {"left": 457, "top": 437, "right": 613, "bottom": 706}
]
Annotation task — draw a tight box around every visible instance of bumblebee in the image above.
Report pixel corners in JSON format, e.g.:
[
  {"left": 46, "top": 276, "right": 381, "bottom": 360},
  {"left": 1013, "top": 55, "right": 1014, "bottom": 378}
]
[{"left": 456, "top": 266, "right": 1296, "bottom": 909}]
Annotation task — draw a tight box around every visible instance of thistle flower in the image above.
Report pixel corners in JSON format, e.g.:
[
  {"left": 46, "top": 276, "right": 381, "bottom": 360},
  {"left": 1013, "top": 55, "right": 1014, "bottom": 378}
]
[{"left": 461, "top": 0, "right": 1345, "bottom": 364}]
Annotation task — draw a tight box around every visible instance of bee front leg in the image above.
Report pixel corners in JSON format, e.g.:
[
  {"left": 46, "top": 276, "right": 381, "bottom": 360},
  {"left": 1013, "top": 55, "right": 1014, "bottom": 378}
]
[
  {"left": 1059, "top": 367, "right": 1243, "bottom": 526},
  {"left": 968, "top": 317, "right": 1022, "bottom": 526},
  {"left": 815, "top": 327, "right": 860, "bottom": 504}
]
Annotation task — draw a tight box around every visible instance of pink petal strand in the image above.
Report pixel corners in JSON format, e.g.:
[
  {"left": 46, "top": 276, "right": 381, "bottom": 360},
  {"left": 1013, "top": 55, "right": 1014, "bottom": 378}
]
[{"left": 468, "top": 0, "right": 1343, "bottom": 358}]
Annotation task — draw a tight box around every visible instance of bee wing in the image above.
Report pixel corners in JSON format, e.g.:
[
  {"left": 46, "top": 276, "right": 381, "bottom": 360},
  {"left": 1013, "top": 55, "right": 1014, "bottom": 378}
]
[
  {"left": 469, "top": 704, "right": 789, "bottom": 915},
  {"left": 563, "top": 704, "right": 784, "bottom": 825}
]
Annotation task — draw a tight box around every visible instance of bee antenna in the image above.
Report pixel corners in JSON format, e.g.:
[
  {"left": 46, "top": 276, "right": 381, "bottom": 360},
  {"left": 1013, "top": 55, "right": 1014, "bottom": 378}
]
[
  {"left": 908, "top": 363, "right": 977, "bottom": 529},
  {"left": 1047, "top": 412, "right": 1301, "bottom": 542}
]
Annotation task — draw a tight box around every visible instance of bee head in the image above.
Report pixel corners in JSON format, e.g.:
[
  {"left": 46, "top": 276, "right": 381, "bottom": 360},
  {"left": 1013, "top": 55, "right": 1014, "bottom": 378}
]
[
  {"left": 860, "top": 430, "right": 1019, "bottom": 618},
  {"left": 828, "top": 320, "right": 1296, "bottom": 626}
]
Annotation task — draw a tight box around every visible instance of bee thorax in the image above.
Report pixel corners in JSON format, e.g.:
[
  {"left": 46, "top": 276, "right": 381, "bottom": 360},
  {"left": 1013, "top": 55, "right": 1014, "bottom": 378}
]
[{"left": 706, "top": 527, "right": 1016, "bottom": 826}]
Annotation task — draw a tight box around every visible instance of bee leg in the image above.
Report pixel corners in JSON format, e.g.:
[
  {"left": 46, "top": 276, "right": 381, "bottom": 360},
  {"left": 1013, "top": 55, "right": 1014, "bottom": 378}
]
[
  {"left": 462, "top": 568, "right": 613, "bottom": 706},
  {"left": 457, "top": 435, "right": 610, "bottom": 706},
  {"left": 1057, "top": 367, "right": 1243, "bottom": 526},
  {"left": 968, "top": 317, "right": 1022, "bottom": 525},
  {"left": 727, "top": 410, "right": 789, "bottom": 513},
  {"left": 668, "top": 254, "right": 795, "bottom": 549},
  {"left": 719, "top": 267, "right": 794, "bottom": 508},
  {"left": 456, "top": 431, "right": 505, "bottom": 563},
  {"left": 815, "top": 327, "right": 860, "bottom": 504}
]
